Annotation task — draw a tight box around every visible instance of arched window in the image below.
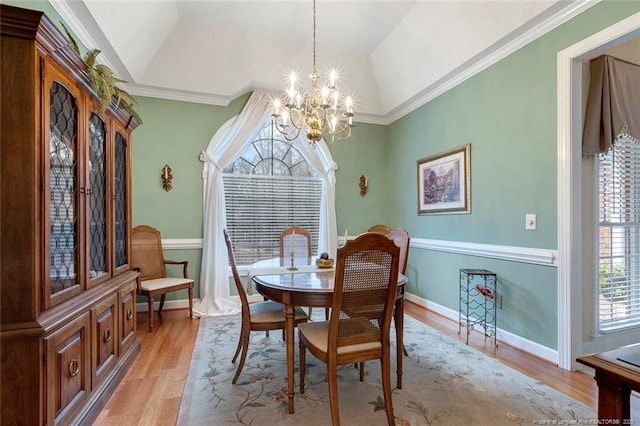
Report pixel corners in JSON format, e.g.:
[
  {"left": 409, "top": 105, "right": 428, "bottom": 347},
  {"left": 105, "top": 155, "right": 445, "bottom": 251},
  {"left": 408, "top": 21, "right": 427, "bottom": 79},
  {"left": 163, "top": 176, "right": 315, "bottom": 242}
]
[{"left": 222, "top": 121, "right": 322, "bottom": 265}]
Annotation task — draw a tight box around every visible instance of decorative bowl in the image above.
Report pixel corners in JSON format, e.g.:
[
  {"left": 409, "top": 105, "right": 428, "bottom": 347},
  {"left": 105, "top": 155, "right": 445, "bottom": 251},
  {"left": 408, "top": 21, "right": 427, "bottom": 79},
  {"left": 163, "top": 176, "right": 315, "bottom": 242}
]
[{"left": 316, "top": 258, "right": 334, "bottom": 268}]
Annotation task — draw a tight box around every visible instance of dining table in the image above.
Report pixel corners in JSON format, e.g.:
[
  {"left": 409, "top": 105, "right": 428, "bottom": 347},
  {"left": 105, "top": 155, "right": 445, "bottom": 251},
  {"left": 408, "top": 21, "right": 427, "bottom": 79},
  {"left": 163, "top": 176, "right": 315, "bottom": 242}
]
[{"left": 248, "top": 257, "right": 408, "bottom": 414}]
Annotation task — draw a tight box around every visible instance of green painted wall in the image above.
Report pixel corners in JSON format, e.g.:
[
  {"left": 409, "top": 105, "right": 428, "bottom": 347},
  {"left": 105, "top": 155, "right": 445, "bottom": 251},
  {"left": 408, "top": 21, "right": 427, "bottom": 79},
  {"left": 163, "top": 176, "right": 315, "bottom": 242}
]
[
  {"left": 131, "top": 94, "right": 248, "bottom": 235},
  {"left": 331, "top": 123, "right": 391, "bottom": 234},
  {"left": 129, "top": 94, "right": 390, "bottom": 300},
  {"left": 389, "top": 0, "right": 640, "bottom": 348},
  {"left": 9, "top": 0, "right": 640, "bottom": 348}
]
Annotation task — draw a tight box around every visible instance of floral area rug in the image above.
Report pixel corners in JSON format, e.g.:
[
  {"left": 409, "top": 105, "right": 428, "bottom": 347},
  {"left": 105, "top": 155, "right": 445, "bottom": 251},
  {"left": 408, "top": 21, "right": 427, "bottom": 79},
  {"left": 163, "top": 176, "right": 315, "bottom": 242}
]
[{"left": 178, "top": 314, "right": 595, "bottom": 425}]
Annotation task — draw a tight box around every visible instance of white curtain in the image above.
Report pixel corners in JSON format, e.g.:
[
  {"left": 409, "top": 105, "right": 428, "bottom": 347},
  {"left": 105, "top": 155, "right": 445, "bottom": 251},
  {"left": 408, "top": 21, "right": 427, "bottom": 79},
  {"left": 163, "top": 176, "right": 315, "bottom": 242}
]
[
  {"left": 193, "top": 91, "right": 273, "bottom": 317},
  {"left": 193, "top": 90, "right": 338, "bottom": 316},
  {"left": 295, "top": 140, "right": 338, "bottom": 257}
]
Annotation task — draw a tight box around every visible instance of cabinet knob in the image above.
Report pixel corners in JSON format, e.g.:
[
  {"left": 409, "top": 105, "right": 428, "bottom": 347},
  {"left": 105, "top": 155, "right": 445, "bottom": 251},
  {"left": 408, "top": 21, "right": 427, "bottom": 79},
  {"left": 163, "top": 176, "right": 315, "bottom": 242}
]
[
  {"left": 68, "top": 359, "right": 79, "bottom": 377},
  {"left": 103, "top": 328, "right": 112, "bottom": 343},
  {"left": 126, "top": 309, "right": 133, "bottom": 320}
]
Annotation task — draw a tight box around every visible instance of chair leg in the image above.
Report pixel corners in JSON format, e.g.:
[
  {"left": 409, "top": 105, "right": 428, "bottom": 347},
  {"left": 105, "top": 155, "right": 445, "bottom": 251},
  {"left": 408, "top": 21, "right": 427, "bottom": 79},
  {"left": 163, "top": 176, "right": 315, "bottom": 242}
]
[
  {"left": 324, "top": 307, "right": 330, "bottom": 320},
  {"left": 359, "top": 362, "right": 365, "bottom": 382},
  {"left": 159, "top": 294, "right": 166, "bottom": 313},
  {"left": 147, "top": 297, "right": 154, "bottom": 332},
  {"left": 232, "top": 328, "right": 250, "bottom": 384},
  {"left": 232, "top": 324, "right": 244, "bottom": 363},
  {"left": 327, "top": 360, "right": 340, "bottom": 426},
  {"left": 188, "top": 287, "right": 193, "bottom": 318},
  {"left": 381, "top": 348, "right": 395, "bottom": 425},
  {"left": 299, "top": 340, "right": 306, "bottom": 394}
]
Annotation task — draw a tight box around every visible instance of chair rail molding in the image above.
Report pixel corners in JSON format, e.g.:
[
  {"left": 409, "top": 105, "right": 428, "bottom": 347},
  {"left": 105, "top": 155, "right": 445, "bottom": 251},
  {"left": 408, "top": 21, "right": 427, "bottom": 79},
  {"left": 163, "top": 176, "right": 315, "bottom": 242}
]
[
  {"left": 411, "top": 238, "right": 558, "bottom": 267},
  {"left": 160, "top": 237, "right": 556, "bottom": 267},
  {"left": 161, "top": 238, "right": 203, "bottom": 250}
]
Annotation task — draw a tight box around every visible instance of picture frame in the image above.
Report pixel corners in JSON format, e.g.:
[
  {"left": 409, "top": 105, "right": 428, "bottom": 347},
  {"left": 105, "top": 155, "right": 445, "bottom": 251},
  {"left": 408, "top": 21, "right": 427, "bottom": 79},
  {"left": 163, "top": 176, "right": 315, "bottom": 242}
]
[{"left": 417, "top": 144, "right": 470, "bottom": 214}]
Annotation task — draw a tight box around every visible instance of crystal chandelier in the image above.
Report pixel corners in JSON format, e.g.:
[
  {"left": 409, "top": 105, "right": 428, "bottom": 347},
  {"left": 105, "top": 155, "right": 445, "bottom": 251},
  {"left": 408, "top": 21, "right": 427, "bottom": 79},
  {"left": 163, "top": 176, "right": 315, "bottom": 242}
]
[{"left": 271, "top": 0, "right": 355, "bottom": 144}]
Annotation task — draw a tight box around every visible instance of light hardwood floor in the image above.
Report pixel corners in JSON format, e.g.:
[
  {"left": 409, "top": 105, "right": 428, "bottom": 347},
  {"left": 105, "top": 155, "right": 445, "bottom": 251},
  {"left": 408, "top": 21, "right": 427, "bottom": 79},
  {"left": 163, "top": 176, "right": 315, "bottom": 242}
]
[{"left": 94, "top": 302, "right": 597, "bottom": 425}]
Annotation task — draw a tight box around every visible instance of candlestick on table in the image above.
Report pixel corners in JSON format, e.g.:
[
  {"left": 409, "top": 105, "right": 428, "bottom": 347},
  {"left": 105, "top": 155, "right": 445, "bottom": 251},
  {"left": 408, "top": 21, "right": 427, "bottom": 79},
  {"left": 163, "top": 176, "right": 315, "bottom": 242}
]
[
  {"left": 291, "top": 230, "right": 296, "bottom": 254},
  {"left": 288, "top": 229, "right": 298, "bottom": 270}
]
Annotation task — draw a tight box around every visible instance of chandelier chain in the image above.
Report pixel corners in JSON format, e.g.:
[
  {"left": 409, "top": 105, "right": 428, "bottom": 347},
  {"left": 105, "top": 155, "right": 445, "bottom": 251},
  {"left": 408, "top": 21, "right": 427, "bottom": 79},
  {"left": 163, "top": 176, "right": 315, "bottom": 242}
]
[
  {"left": 312, "top": 0, "right": 317, "bottom": 72},
  {"left": 270, "top": 0, "right": 354, "bottom": 144}
]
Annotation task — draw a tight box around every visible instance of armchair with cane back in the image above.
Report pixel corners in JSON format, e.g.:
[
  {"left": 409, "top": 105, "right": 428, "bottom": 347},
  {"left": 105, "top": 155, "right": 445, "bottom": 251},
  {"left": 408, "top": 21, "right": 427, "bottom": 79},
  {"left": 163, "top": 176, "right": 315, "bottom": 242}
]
[
  {"left": 367, "top": 224, "right": 392, "bottom": 235},
  {"left": 131, "top": 225, "right": 194, "bottom": 331}
]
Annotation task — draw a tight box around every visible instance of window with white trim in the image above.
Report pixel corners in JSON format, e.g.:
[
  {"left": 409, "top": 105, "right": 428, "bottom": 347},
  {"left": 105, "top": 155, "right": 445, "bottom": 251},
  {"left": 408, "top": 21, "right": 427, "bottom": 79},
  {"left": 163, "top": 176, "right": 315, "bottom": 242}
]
[
  {"left": 597, "top": 134, "right": 640, "bottom": 332},
  {"left": 222, "top": 121, "right": 322, "bottom": 266}
]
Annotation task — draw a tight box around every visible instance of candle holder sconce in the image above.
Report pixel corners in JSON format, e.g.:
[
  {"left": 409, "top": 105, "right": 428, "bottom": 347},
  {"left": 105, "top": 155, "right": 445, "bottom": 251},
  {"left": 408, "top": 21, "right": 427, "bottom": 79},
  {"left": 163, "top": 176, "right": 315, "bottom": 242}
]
[
  {"left": 162, "top": 164, "right": 173, "bottom": 192},
  {"left": 359, "top": 175, "right": 368, "bottom": 197}
]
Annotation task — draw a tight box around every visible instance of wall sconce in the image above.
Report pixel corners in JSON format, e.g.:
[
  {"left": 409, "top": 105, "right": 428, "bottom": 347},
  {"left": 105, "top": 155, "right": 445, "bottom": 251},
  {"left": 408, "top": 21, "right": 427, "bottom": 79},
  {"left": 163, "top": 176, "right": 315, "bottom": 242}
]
[
  {"left": 161, "top": 164, "right": 173, "bottom": 192},
  {"left": 359, "top": 174, "right": 368, "bottom": 197}
]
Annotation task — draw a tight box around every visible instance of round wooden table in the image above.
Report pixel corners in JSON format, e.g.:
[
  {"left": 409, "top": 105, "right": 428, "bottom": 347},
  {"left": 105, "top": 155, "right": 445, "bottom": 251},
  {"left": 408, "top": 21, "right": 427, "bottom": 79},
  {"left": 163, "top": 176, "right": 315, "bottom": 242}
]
[{"left": 251, "top": 265, "right": 407, "bottom": 414}]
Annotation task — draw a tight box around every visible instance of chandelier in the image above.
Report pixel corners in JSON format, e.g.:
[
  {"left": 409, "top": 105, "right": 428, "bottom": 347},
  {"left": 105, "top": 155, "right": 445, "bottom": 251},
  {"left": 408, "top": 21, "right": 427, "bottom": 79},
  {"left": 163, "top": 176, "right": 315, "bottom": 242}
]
[{"left": 271, "top": 0, "right": 355, "bottom": 144}]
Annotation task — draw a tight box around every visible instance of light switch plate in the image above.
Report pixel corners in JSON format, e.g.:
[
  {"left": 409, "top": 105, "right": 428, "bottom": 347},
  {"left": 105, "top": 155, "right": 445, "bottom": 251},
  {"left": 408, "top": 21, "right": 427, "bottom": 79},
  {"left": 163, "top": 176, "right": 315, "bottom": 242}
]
[{"left": 525, "top": 214, "right": 537, "bottom": 230}]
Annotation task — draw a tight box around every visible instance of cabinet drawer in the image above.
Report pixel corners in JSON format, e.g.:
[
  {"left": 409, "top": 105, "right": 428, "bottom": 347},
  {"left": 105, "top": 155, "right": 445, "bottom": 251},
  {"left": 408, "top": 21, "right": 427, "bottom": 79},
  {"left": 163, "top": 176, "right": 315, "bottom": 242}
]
[
  {"left": 45, "top": 312, "right": 91, "bottom": 425},
  {"left": 119, "top": 279, "right": 137, "bottom": 354},
  {"left": 92, "top": 294, "right": 118, "bottom": 388}
]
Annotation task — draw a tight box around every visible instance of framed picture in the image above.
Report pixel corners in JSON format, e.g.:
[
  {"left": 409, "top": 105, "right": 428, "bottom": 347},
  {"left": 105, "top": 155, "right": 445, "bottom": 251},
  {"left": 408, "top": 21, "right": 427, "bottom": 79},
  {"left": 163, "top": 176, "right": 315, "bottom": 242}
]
[{"left": 417, "top": 144, "right": 470, "bottom": 214}]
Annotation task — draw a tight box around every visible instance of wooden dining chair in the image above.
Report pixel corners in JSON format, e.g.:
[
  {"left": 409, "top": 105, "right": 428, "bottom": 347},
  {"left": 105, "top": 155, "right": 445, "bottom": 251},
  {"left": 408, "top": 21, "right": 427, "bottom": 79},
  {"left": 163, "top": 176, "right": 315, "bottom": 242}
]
[
  {"left": 131, "top": 225, "right": 194, "bottom": 332},
  {"left": 389, "top": 227, "right": 410, "bottom": 359},
  {"left": 279, "top": 226, "right": 328, "bottom": 320},
  {"left": 298, "top": 232, "right": 400, "bottom": 426},
  {"left": 224, "top": 229, "right": 309, "bottom": 384},
  {"left": 367, "top": 223, "right": 392, "bottom": 235},
  {"left": 279, "top": 225, "right": 312, "bottom": 260},
  {"left": 389, "top": 228, "right": 410, "bottom": 276}
]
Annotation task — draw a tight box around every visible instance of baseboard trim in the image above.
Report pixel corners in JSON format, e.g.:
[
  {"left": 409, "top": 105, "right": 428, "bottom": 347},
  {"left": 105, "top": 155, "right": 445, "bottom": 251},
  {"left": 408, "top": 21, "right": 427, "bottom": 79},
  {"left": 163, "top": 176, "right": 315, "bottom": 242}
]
[{"left": 405, "top": 293, "right": 559, "bottom": 365}]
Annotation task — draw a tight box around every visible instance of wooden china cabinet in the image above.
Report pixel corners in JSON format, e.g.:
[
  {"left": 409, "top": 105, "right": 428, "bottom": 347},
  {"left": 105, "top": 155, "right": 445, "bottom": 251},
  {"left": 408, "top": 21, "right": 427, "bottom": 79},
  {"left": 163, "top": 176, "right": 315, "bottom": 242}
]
[{"left": 1, "top": 5, "right": 141, "bottom": 425}]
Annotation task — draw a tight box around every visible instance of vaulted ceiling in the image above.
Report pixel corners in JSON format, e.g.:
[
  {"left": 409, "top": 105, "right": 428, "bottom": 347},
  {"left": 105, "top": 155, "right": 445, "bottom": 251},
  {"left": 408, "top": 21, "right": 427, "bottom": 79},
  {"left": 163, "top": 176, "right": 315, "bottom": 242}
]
[{"left": 54, "top": 0, "right": 593, "bottom": 124}]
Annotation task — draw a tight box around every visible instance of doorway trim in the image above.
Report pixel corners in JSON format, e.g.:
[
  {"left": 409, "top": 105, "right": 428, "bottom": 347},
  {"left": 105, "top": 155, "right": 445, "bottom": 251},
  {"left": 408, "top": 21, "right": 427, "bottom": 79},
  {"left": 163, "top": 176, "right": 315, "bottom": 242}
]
[{"left": 557, "top": 12, "right": 640, "bottom": 370}]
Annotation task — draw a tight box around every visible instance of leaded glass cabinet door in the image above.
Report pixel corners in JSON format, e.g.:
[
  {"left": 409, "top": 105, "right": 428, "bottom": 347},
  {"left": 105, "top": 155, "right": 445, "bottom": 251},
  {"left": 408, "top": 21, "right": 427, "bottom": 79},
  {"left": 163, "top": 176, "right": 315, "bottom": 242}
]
[
  {"left": 44, "top": 66, "right": 83, "bottom": 308},
  {"left": 87, "top": 111, "right": 110, "bottom": 287},
  {"left": 113, "top": 127, "right": 130, "bottom": 274}
]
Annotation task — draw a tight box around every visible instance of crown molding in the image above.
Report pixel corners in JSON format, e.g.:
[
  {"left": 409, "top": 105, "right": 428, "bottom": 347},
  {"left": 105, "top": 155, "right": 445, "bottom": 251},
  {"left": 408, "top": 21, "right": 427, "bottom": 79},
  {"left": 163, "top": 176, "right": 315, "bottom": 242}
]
[
  {"left": 54, "top": 0, "right": 599, "bottom": 125},
  {"left": 123, "top": 84, "right": 232, "bottom": 106},
  {"left": 383, "top": 0, "right": 600, "bottom": 125},
  {"left": 51, "top": 0, "right": 129, "bottom": 80}
]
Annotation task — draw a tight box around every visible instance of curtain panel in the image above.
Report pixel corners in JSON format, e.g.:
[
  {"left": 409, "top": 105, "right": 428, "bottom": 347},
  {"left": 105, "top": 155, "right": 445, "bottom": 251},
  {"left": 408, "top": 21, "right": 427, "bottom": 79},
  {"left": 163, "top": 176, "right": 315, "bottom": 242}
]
[
  {"left": 582, "top": 55, "right": 640, "bottom": 155},
  {"left": 194, "top": 91, "right": 272, "bottom": 317},
  {"left": 194, "top": 90, "right": 338, "bottom": 317}
]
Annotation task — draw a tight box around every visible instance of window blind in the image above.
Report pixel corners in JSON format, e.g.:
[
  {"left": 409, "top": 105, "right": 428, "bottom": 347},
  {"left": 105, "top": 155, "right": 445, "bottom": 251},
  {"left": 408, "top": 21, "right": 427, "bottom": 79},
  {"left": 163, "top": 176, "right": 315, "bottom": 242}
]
[
  {"left": 597, "top": 135, "right": 640, "bottom": 331},
  {"left": 223, "top": 174, "right": 322, "bottom": 266}
]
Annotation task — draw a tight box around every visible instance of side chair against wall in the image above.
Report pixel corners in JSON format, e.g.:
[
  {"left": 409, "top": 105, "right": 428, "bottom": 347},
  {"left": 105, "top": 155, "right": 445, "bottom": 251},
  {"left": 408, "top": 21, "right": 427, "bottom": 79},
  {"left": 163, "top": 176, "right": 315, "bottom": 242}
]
[
  {"left": 298, "top": 233, "right": 400, "bottom": 426},
  {"left": 224, "top": 229, "right": 309, "bottom": 384},
  {"left": 367, "top": 224, "right": 392, "bottom": 235},
  {"left": 131, "top": 225, "right": 194, "bottom": 332}
]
